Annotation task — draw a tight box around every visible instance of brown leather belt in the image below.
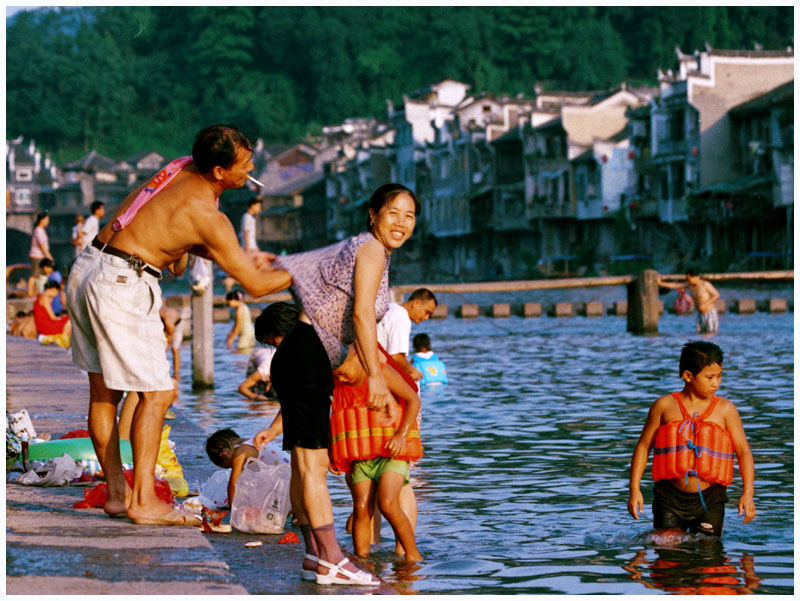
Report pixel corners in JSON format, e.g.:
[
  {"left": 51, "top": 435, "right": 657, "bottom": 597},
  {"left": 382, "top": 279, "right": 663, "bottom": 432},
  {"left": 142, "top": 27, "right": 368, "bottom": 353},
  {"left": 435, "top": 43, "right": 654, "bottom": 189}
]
[{"left": 91, "top": 237, "right": 162, "bottom": 279}]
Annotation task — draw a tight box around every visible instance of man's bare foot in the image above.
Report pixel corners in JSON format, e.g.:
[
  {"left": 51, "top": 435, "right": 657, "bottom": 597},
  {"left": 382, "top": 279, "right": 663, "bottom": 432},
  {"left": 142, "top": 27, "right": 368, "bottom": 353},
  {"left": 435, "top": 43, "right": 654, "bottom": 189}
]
[
  {"left": 127, "top": 500, "right": 199, "bottom": 526},
  {"left": 104, "top": 484, "right": 133, "bottom": 517}
]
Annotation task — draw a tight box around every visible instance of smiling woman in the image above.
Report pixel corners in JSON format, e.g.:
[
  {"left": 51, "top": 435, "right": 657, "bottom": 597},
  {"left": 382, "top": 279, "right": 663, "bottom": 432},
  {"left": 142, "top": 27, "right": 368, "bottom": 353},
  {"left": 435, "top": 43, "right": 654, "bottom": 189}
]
[{"left": 251, "top": 183, "right": 421, "bottom": 586}]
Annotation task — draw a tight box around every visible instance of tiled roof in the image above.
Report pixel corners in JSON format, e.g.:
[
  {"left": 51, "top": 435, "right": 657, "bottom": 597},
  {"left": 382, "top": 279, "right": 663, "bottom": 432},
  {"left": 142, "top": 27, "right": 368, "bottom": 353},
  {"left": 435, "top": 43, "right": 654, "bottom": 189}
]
[
  {"left": 63, "top": 150, "right": 117, "bottom": 172},
  {"left": 9, "top": 143, "right": 34, "bottom": 164},
  {"left": 533, "top": 116, "right": 564, "bottom": 132},
  {"left": 490, "top": 127, "right": 521, "bottom": 144}
]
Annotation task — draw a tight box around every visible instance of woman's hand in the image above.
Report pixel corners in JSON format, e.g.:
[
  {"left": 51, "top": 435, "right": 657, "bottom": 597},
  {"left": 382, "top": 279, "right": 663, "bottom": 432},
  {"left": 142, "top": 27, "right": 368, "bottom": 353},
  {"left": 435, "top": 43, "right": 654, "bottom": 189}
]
[
  {"left": 366, "top": 373, "right": 391, "bottom": 411},
  {"left": 253, "top": 428, "right": 275, "bottom": 449}
]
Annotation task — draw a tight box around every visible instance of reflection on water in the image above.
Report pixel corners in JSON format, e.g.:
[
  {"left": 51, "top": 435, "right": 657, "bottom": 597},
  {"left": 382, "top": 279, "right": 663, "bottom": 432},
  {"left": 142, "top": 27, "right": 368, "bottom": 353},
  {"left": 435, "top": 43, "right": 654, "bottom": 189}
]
[{"left": 176, "top": 307, "right": 793, "bottom": 594}]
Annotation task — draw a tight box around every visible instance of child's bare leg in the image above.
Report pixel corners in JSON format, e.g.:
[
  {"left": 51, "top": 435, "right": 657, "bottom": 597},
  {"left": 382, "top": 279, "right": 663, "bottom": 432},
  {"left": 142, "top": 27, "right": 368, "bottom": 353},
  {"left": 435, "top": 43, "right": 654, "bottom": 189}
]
[
  {"left": 117, "top": 391, "right": 139, "bottom": 441},
  {"left": 395, "top": 483, "right": 417, "bottom": 555},
  {"left": 352, "top": 479, "right": 376, "bottom": 557},
  {"left": 371, "top": 494, "right": 382, "bottom": 544},
  {"left": 377, "top": 472, "right": 422, "bottom": 562}
]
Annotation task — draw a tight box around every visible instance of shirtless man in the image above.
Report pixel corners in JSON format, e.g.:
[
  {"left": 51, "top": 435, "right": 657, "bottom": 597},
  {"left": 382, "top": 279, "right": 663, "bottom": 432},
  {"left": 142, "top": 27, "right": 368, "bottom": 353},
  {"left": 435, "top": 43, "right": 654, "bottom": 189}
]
[
  {"left": 66, "top": 125, "right": 291, "bottom": 525},
  {"left": 659, "top": 268, "right": 721, "bottom": 333}
]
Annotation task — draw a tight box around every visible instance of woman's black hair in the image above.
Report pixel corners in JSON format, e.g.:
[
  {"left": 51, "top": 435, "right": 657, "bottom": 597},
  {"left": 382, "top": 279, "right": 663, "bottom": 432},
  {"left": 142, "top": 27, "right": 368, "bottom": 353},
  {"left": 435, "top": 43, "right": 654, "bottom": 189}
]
[
  {"left": 366, "top": 183, "right": 420, "bottom": 229},
  {"left": 34, "top": 211, "right": 49, "bottom": 226},
  {"left": 226, "top": 290, "right": 244, "bottom": 302},
  {"left": 255, "top": 302, "right": 300, "bottom": 343}
]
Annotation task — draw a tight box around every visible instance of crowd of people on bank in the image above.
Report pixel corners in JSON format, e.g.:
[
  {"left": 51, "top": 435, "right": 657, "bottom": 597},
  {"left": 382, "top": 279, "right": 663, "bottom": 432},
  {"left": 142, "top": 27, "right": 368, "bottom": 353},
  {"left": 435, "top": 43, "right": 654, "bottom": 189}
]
[{"left": 16, "top": 124, "right": 754, "bottom": 588}]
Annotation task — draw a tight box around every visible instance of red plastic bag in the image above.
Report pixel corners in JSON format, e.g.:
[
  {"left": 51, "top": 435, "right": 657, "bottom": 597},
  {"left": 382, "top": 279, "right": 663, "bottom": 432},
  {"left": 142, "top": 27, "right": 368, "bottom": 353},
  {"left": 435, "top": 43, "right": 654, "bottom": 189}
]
[
  {"left": 60, "top": 429, "right": 91, "bottom": 439},
  {"left": 278, "top": 531, "right": 300, "bottom": 544},
  {"left": 73, "top": 469, "right": 175, "bottom": 509}
]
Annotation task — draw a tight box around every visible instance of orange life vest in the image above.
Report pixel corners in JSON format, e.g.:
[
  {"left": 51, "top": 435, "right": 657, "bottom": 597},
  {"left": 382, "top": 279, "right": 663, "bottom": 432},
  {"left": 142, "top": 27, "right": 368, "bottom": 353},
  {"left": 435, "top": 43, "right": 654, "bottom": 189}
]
[
  {"left": 652, "top": 392, "right": 734, "bottom": 486},
  {"left": 329, "top": 348, "right": 423, "bottom": 473}
]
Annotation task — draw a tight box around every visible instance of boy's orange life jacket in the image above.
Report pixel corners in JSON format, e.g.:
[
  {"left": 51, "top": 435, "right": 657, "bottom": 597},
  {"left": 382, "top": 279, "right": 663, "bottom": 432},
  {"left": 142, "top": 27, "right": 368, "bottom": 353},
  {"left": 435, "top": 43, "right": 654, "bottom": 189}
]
[
  {"left": 652, "top": 392, "right": 734, "bottom": 486},
  {"left": 329, "top": 348, "right": 423, "bottom": 473}
]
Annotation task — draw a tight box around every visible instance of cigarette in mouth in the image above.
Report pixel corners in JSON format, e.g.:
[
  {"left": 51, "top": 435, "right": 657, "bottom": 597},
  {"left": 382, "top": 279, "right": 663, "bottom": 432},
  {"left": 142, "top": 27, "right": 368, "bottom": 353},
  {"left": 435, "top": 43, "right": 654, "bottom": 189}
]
[{"left": 247, "top": 175, "right": 264, "bottom": 187}]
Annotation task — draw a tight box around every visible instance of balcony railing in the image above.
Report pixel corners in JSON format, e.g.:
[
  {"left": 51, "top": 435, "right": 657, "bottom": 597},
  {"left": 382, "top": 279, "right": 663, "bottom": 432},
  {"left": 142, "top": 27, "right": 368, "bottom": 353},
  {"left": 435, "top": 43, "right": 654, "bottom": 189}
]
[{"left": 526, "top": 202, "right": 576, "bottom": 219}]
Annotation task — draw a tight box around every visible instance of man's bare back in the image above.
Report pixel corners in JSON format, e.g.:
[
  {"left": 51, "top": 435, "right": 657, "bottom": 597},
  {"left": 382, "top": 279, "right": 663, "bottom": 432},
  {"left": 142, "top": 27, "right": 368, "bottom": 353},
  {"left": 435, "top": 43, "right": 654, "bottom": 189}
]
[
  {"left": 97, "top": 149, "right": 290, "bottom": 297},
  {"left": 97, "top": 166, "right": 221, "bottom": 269}
]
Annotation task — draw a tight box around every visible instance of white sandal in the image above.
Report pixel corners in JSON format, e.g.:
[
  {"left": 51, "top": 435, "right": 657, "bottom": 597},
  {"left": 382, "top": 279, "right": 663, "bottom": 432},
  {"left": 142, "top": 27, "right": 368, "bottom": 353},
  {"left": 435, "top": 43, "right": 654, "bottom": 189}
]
[
  {"left": 315, "top": 557, "right": 380, "bottom": 586},
  {"left": 300, "top": 554, "right": 318, "bottom": 581}
]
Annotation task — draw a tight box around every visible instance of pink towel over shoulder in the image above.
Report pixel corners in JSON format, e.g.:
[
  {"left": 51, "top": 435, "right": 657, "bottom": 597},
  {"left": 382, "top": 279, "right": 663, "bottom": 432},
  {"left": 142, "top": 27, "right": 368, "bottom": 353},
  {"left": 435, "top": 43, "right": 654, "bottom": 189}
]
[{"left": 112, "top": 156, "right": 194, "bottom": 232}]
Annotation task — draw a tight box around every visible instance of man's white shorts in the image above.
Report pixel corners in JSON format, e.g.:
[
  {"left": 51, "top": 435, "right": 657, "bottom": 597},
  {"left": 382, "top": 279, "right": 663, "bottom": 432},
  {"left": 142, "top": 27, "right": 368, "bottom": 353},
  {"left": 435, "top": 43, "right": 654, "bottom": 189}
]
[{"left": 66, "top": 246, "right": 173, "bottom": 392}]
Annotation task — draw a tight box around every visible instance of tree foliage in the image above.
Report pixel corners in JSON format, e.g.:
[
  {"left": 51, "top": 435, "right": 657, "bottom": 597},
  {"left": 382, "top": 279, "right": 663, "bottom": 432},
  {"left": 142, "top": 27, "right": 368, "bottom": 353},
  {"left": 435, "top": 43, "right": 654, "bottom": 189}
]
[{"left": 6, "top": 6, "right": 793, "bottom": 161}]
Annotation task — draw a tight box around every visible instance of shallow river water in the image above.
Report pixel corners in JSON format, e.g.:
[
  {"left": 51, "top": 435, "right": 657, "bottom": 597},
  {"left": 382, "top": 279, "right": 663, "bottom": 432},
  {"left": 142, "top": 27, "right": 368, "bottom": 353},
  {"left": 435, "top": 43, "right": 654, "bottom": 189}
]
[{"left": 174, "top": 295, "right": 793, "bottom": 594}]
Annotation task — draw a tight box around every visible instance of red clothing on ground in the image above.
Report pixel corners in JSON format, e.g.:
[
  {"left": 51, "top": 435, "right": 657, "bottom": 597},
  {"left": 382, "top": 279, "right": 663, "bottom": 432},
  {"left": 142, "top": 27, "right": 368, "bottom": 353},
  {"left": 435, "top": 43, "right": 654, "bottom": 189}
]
[{"left": 33, "top": 294, "right": 69, "bottom": 335}]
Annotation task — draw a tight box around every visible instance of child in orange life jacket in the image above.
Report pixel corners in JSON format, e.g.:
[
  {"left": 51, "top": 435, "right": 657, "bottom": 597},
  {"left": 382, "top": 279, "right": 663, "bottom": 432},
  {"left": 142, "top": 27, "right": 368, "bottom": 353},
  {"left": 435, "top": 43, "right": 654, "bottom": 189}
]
[
  {"left": 331, "top": 350, "right": 423, "bottom": 562},
  {"left": 627, "top": 341, "right": 756, "bottom": 536}
]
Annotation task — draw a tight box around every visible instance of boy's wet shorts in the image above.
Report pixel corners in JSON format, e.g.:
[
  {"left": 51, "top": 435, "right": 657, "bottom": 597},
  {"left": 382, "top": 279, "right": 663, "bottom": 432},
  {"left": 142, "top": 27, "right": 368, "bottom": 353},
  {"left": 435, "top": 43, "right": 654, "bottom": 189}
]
[
  {"left": 696, "top": 308, "right": 719, "bottom": 333},
  {"left": 652, "top": 479, "right": 728, "bottom": 536},
  {"left": 270, "top": 321, "right": 333, "bottom": 451},
  {"left": 351, "top": 456, "right": 410, "bottom": 486}
]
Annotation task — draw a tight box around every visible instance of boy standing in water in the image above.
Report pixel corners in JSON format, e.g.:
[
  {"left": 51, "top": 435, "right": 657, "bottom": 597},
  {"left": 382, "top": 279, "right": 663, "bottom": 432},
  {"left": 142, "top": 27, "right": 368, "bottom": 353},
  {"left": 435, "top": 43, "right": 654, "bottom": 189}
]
[
  {"left": 658, "top": 269, "right": 721, "bottom": 333},
  {"left": 627, "top": 341, "right": 756, "bottom": 536}
]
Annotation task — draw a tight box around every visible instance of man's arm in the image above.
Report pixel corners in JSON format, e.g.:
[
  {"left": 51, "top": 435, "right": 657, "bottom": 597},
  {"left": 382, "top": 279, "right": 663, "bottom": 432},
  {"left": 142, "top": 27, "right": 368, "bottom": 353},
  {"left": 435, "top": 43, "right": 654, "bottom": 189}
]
[
  {"left": 657, "top": 274, "right": 687, "bottom": 290},
  {"left": 167, "top": 252, "right": 189, "bottom": 277},
  {"left": 704, "top": 280, "right": 720, "bottom": 305},
  {"left": 725, "top": 401, "right": 756, "bottom": 523},
  {"left": 194, "top": 209, "right": 292, "bottom": 297},
  {"left": 628, "top": 397, "right": 665, "bottom": 519},
  {"left": 392, "top": 352, "right": 423, "bottom": 381}
]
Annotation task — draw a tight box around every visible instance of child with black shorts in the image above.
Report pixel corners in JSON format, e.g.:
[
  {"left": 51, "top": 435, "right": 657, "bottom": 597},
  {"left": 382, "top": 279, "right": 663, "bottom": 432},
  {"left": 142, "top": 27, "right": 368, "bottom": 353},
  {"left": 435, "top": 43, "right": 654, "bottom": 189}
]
[{"left": 627, "top": 341, "right": 756, "bottom": 536}]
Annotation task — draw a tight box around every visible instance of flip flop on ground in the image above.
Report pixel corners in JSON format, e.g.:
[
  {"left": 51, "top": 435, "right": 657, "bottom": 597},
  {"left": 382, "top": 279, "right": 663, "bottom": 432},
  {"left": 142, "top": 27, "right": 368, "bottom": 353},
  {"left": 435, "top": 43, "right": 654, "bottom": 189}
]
[{"left": 131, "top": 506, "right": 201, "bottom": 526}]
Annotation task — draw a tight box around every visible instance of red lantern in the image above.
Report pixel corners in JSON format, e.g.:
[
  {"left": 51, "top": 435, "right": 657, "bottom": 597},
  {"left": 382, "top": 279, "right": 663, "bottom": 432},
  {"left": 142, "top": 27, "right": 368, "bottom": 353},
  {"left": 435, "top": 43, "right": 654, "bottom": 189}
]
[
  {"left": 628, "top": 150, "right": 635, "bottom": 160},
  {"left": 691, "top": 146, "right": 699, "bottom": 157},
  {"left": 601, "top": 155, "right": 608, "bottom": 163}
]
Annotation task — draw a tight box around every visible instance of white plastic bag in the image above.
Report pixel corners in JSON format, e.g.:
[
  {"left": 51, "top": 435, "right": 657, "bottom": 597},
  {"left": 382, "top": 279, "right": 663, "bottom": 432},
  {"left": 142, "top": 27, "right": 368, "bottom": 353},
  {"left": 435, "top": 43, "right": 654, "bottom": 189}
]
[
  {"left": 199, "top": 468, "right": 231, "bottom": 509},
  {"left": 8, "top": 409, "right": 37, "bottom": 440},
  {"left": 17, "top": 453, "right": 84, "bottom": 487},
  {"left": 189, "top": 255, "right": 212, "bottom": 295},
  {"left": 230, "top": 458, "right": 291, "bottom": 534}
]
